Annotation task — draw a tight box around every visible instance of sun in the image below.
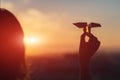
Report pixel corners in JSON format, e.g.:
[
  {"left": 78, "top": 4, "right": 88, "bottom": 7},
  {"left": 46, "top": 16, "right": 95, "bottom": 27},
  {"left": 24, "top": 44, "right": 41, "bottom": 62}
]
[
  {"left": 24, "top": 35, "right": 48, "bottom": 56},
  {"left": 28, "top": 37, "right": 38, "bottom": 43},
  {"left": 24, "top": 36, "right": 39, "bottom": 44}
]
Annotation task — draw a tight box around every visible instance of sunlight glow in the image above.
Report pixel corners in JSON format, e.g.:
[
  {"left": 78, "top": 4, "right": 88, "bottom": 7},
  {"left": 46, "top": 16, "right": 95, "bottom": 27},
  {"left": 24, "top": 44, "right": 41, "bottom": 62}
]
[
  {"left": 24, "top": 36, "right": 39, "bottom": 44},
  {"left": 29, "top": 37, "right": 38, "bottom": 43}
]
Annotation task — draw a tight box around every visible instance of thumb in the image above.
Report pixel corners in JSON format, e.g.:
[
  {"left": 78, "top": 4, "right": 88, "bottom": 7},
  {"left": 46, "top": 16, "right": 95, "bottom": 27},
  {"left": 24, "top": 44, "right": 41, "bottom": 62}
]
[{"left": 80, "top": 33, "right": 86, "bottom": 43}]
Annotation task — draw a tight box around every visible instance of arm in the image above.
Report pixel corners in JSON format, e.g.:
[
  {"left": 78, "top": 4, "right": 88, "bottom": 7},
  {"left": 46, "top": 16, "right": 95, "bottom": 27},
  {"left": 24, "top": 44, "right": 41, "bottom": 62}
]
[{"left": 79, "top": 33, "right": 100, "bottom": 80}]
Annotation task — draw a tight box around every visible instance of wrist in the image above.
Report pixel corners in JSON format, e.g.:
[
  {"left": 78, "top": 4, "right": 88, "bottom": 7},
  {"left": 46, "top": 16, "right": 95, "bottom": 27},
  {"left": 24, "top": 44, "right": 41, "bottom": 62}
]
[{"left": 80, "top": 59, "right": 92, "bottom": 80}]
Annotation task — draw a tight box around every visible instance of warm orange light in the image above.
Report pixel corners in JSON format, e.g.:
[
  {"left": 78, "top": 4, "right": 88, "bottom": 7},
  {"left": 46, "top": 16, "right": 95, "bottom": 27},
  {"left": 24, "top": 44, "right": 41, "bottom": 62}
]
[
  {"left": 26, "top": 37, "right": 38, "bottom": 43},
  {"left": 24, "top": 36, "right": 44, "bottom": 45},
  {"left": 24, "top": 35, "right": 49, "bottom": 56},
  {"left": 24, "top": 37, "right": 37, "bottom": 44}
]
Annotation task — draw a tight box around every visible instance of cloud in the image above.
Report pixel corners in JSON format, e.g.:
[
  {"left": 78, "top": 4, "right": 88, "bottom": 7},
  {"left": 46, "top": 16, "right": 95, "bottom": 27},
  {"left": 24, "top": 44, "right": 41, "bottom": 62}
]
[
  {"left": 18, "top": 9, "right": 69, "bottom": 36},
  {"left": 2, "top": 1, "right": 14, "bottom": 11},
  {"left": 17, "top": 8, "right": 79, "bottom": 54}
]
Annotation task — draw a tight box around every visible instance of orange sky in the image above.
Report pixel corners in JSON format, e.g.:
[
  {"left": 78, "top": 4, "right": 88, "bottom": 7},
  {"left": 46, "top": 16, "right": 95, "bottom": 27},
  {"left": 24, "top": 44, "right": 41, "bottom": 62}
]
[{"left": 2, "top": 0, "right": 120, "bottom": 56}]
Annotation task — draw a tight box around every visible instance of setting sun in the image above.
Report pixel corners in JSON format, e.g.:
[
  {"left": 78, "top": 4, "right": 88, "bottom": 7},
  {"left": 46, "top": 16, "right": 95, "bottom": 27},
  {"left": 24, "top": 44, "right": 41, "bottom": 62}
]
[
  {"left": 24, "top": 36, "right": 45, "bottom": 46},
  {"left": 24, "top": 37, "right": 38, "bottom": 44},
  {"left": 1, "top": 0, "right": 120, "bottom": 80},
  {"left": 2, "top": 0, "right": 120, "bottom": 56},
  {"left": 23, "top": 35, "right": 48, "bottom": 56}
]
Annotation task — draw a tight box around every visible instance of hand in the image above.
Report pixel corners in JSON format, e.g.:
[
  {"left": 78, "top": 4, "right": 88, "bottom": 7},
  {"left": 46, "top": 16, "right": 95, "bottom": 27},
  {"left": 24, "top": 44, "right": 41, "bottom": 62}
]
[
  {"left": 79, "top": 32, "right": 100, "bottom": 61},
  {"left": 79, "top": 32, "right": 100, "bottom": 80}
]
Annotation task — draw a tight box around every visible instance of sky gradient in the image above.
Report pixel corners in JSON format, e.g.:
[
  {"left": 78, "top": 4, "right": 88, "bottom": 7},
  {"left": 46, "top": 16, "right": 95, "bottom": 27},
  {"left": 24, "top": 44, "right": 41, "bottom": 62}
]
[{"left": 1, "top": 0, "right": 120, "bottom": 56}]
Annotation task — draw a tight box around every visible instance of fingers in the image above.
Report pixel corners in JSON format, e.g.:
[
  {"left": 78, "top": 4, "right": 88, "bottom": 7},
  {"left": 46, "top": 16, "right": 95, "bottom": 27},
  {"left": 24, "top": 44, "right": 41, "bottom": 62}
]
[
  {"left": 81, "top": 33, "right": 86, "bottom": 38},
  {"left": 85, "top": 33, "right": 100, "bottom": 44},
  {"left": 86, "top": 33, "right": 97, "bottom": 39},
  {"left": 87, "top": 33, "right": 100, "bottom": 47},
  {"left": 80, "top": 33, "right": 86, "bottom": 43},
  {"left": 81, "top": 32, "right": 97, "bottom": 41},
  {"left": 80, "top": 32, "right": 100, "bottom": 44}
]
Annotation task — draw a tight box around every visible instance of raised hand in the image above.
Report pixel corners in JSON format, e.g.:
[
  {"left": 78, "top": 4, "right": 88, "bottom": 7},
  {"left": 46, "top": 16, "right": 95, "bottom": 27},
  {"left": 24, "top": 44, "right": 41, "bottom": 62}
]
[{"left": 79, "top": 32, "right": 100, "bottom": 80}]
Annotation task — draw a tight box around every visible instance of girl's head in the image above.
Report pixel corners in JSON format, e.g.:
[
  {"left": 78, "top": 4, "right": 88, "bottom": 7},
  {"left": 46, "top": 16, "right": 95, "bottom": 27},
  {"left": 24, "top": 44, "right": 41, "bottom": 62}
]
[{"left": 0, "top": 8, "right": 24, "bottom": 53}]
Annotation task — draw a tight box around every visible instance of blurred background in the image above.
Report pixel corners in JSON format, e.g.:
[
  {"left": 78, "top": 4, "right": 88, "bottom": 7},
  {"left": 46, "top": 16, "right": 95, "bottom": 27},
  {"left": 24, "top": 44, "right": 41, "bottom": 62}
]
[{"left": 1, "top": 0, "right": 120, "bottom": 80}]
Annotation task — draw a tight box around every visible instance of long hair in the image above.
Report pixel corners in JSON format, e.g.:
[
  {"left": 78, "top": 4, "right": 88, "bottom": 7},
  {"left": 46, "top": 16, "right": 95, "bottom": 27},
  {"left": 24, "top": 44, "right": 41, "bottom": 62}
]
[{"left": 0, "top": 8, "right": 26, "bottom": 80}]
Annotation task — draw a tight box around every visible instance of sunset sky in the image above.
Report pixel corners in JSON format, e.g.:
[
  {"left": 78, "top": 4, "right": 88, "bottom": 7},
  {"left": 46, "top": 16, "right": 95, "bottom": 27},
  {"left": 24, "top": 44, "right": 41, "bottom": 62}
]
[{"left": 1, "top": 0, "right": 120, "bottom": 56}]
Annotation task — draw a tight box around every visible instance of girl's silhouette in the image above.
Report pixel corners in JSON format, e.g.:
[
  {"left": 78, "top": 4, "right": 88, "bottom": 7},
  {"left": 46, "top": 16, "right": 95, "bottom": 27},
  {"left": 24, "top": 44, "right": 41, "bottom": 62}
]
[{"left": 0, "top": 8, "right": 26, "bottom": 80}]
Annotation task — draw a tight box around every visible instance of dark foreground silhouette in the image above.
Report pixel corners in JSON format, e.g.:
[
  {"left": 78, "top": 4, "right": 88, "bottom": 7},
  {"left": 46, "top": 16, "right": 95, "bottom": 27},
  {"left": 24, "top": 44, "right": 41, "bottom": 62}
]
[
  {"left": 79, "top": 33, "right": 100, "bottom": 80},
  {"left": 27, "top": 51, "right": 120, "bottom": 80},
  {"left": 0, "top": 8, "right": 26, "bottom": 80}
]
